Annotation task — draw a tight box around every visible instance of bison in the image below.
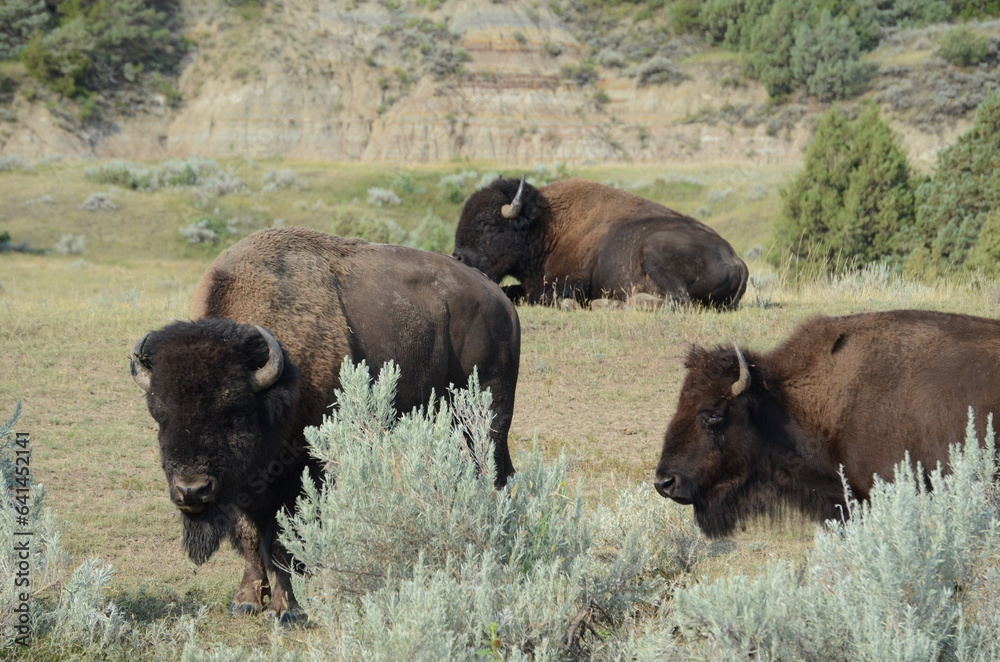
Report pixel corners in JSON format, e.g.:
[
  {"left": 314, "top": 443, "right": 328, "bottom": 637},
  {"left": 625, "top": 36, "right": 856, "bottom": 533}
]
[
  {"left": 453, "top": 176, "right": 749, "bottom": 309},
  {"left": 130, "top": 227, "right": 520, "bottom": 623},
  {"left": 654, "top": 309, "right": 1000, "bottom": 537}
]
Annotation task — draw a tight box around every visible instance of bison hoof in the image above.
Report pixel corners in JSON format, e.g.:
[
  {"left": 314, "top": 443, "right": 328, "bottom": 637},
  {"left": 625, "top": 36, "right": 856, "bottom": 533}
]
[
  {"left": 229, "top": 601, "right": 263, "bottom": 616},
  {"left": 266, "top": 608, "right": 309, "bottom": 628}
]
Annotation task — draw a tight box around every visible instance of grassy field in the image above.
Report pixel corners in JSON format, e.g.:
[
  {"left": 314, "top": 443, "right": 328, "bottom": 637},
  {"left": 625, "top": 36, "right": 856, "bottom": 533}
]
[{"left": 2, "top": 159, "right": 996, "bottom": 656}]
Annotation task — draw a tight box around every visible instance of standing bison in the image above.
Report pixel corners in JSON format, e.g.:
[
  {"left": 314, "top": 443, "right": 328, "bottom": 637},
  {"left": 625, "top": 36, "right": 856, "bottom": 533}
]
[
  {"left": 130, "top": 227, "right": 520, "bottom": 623},
  {"left": 453, "top": 176, "right": 749, "bottom": 309},
  {"left": 654, "top": 310, "right": 1000, "bottom": 537}
]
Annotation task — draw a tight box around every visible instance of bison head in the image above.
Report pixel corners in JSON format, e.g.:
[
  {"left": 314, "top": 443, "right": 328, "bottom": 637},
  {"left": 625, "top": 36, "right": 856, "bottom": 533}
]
[
  {"left": 453, "top": 175, "right": 548, "bottom": 283},
  {"left": 131, "top": 319, "right": 298, "bottom": 563},
  {"left": 654, "top": 343, "right": 787, "bottom": 537}
]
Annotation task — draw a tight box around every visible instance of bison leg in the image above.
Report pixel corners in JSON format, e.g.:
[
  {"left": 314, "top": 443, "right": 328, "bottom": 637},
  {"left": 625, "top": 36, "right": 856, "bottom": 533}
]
[
  {"left": 263, "top": 537, "right": 308, "bottom": 627},
  {"left": 267, "top": 560, "right": 307, "bottom": 627},
  {"left": 229, "top": 513, "right": 270, "bottom": 616},
  {"left": 484, "top": 379, "right": 517, "bottom": 488}
]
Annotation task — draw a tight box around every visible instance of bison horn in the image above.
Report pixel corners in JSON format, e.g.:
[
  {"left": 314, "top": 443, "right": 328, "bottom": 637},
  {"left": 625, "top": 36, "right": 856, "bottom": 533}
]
[
  {"left": 731, "top": 342, "right": 751, "bottom": 397},
  {"left": 251, "top": 325, "right": 284, "bottom": 393},
  {"left": 131, "top": 334, "right": 153, "bottom": 393},
  {"left": 501, "top": 174, "right": 526, "bottom": 219}
]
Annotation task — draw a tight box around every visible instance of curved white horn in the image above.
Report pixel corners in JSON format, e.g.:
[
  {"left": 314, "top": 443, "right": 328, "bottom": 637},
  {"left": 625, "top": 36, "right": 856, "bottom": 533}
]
[
  {"left": 501, "top": 174, "right": 526, "bottom": 219},
  {"left": 731, "top": 342, "right": 751, "bottom": 397},
  {"left": 251, "top": 325, "right": 284, "bottom": 393}
]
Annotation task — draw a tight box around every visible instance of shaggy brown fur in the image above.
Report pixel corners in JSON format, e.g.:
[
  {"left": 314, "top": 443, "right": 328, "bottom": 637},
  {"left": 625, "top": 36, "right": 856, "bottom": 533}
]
[
  {"left": 135, "top": 227, "right": 521, "bottom": 623},
  {"left": 654, "top": 309, "right": 1000, "bottom": 537},
  {"left": 454, "top": 177, "right": 748, "bottom": 309}
]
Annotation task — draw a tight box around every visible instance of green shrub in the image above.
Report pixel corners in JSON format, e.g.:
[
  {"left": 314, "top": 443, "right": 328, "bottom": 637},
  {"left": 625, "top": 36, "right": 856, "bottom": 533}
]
[
  {"left": 84, "top": 157, "right": 237, "bottom": 193},
  {"left": 178, "top": 215, "right": 236, "bottom": 245},
  {"left": 54, "top": 233, "right": 86, "bottom": 255},
  {"left": 560, "top": 60, "right": 598, "bottom": 87},
  {"left": 329, "top": 210, "right": 410, "bottom": 246},
  {"left": 938, "top": 25, "right": 990, "bottom": 67},
  {"left": 271, "top": 361, "right": 704, "bottom": 660},
  {"left": 949, "top": 0, "right": 1000, "bottom": 19},
  {"left": 365, "top": 186, "right": 402, "bottom": 207},
  {"left": 410, "top": 212, "right": 453, "bottom": 253},
  {"left": 909, "top": 93, "right": 1000, "bottom": 274},
  {"left": 635, "top": 55, "right": 686, "bottom": 87},
  {"left": 673, "top": 410, "right": 1000, "bottom": 660},
  {"left": 20, "top": 23, "right": 91, "bottom": 98},
  {"left": 390, "top": 18, "right": 470, "bottom": 80},
  {"left": 871, "top": 0, "right": 951, "bottom": 26},
  {"left": 0, "top": 0, "right": 47, "bottom": 60},
  {"left": 668, "top": 0, "right": 704, "bottom": 35},
  {"left": 772, "top": 103, "right": 916, "bottom": 274},
  {"left": 684, "top": 0, "right": 955, "bottom": 99},
  {"left": 0, "top": 156, "right": 28, "bottom": 172},
  {"left": 20, "top": 0, "right": 186, "bottom": 99},
  {"left": 742, "top": 0, "right": 808, "bottom": 97},
  {"left": 697, "top": 0, "right": 773, "bottom": 48},
  {"left": 965, "top": 209, "right": 1000, "bottom": 276},
  {"left": 790, "top": 10, "right": 876, "bottom": 101}
]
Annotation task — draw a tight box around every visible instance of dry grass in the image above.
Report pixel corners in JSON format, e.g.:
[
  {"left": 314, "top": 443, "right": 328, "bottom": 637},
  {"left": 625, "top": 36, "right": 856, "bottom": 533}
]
[{"left": 3, "top": 159, "right": 999, "bottom": 651}]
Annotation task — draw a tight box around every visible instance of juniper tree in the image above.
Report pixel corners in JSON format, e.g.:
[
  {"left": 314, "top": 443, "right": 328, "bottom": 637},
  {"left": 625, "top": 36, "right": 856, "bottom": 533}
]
[
  {"left": 772, "top": 103, "right": 916, "bottom": 275},
  {"left": 909, "top": 93, "right": 1000, "bottom": 275}
]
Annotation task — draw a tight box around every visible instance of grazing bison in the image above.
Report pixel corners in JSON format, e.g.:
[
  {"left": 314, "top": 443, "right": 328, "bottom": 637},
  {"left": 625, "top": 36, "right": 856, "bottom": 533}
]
[
  {"left": 654, "top": 310, "right": 1000, "bottom": 537},
  {"left": 453, "top": 176, "right": 749, "bottom": 309},
  {"left": 130, "top": 227, "right": 520, "bottom": 623}
]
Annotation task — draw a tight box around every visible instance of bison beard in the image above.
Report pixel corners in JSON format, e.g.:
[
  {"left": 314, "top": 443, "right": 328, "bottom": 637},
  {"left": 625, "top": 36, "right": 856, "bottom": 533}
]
[
  {"left": 691, "top": 462, "right": 845, "bottom": 537},
  {"left": 181, "top": 506, "right": 229, "bottom": 565}
]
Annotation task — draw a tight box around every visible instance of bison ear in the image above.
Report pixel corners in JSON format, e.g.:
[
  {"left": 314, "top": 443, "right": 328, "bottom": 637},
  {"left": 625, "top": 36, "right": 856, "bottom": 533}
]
[{"left": 131, "top": 333, "right": 153, "bottom": 393}]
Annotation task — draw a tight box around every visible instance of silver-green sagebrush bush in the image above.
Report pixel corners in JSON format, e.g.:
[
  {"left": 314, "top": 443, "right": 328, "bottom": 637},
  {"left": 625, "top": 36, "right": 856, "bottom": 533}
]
[
  {"left": 1, "top": 402, "right": 123, "bottom": 651},
  {"left": 1, "top": 403, "right": 201, "bottom": 659},
  {"left": 274, "top": 360, "right": 701, "bottom": 661},
  {"left": 673, "top": 408, "right": 1000, "bottom": 662}
]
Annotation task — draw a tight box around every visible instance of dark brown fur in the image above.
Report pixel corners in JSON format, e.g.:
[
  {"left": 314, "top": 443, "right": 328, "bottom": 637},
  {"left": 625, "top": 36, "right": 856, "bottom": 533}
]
[
  {"left": 135, "top": 227, "right": 520, "bottom": 622},
  {"left": 654, "top": 310, "right": 1000, "bottom": 537},
  {"left": 454, "top": 177, "right": 748, "bottom": 309}
]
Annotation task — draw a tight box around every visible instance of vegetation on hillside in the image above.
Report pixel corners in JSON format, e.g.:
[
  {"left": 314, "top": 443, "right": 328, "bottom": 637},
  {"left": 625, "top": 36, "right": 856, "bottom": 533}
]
[
  {"left": 670, "top": 0, "right": 999, "bottom": 100},
  {"left": 772, "top": 103, "right": 917, "bottom": 275},
  {"left": 0, "top": 0, "right": 1000, "bottom": 128},
  {"left": 908, "top": 93, "right": 1000, "bottom": 276},
  {"left": 773, "top": 93, "right": 1000, "bottom": 278},
  {"left": 1, "top": 0, "right": 186, "bottom": 115}
]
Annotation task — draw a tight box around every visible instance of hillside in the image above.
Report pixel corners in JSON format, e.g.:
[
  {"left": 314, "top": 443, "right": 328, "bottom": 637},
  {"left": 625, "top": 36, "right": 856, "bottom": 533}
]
[{"left": 1, "top": 0, "right": 997, "bottom": 165}]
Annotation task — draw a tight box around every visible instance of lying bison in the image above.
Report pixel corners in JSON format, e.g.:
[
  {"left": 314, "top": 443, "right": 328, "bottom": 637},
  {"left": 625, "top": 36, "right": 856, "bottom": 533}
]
[
  {"left": 130, "top": 227, "right": 520, "bottom": 623},
  {"left": 654, "top": 310, "right": 1000, "bottom": 537},
  {"left": 453, "top": 176, "right": 748, "bottom": 309}
]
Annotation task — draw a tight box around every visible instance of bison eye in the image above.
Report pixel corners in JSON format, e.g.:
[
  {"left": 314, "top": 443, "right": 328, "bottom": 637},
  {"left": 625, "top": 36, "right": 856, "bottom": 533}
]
[{"left": 701, "top": 412, "right": 725, "bottom": 430}]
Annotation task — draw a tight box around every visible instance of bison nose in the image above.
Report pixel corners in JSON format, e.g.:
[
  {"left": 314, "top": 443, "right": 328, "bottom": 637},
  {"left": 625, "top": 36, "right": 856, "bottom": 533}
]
[
  {"left": 452, "top": 250, "right": 478, "bottom": 269},
  {"left": 654, "top": 476, "right": 676, "bottom": 499},
  {"left": 172, "top": 475, "right": 218, "bottom": 513}
]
